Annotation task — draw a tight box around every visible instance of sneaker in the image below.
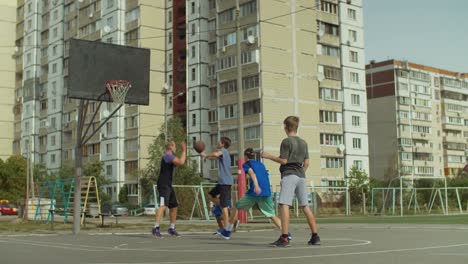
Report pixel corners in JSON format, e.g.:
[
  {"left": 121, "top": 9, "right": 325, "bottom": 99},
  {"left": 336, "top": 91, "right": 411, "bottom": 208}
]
[
  {"left": 152, "top": 227, "right": 162, "bottom": 238},
  {"left": 213, "top": 229, "right": 223, "bottom": 235},
  {"left": 168, "top": 228, "right": 181, "bottom": 237},
  {"left": 232, "top": 220, "right": 240, "bottom": 232},
  {"left": 220, "top": 230, "right": 231, "bottom": 240},
  {"left": 308, "top": 235, "right": 321, "bottom": 245},
  {"left": 288, "top": 232, "right": 292, "bottom": 241},
  {"left": 269, "top": 236, "right": 290, "bottom": 247}
]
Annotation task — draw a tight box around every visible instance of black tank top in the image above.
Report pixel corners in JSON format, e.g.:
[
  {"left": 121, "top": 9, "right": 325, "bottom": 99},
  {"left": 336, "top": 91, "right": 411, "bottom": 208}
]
[{"left": 157, "top": 155, "right": 175, "bottom": 186}]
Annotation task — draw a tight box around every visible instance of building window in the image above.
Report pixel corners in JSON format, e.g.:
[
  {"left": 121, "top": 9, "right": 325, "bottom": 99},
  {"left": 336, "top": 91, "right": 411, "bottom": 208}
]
[
  {"left": 219, "top": 8, "right": 234, "bottom": 24},
  {"left": 51, "top": 154, "right": 56, "bottom": 163},
  {"left": 209, "top": 42, "right": 216, "bottom": 54},
  {"left": 353, "top": 160, "right": 363, "bottom": 170},
  {"left": 106, "top": 122, "right": 112, "bottom": 135},
  {"left": 320, "top": 111, "right": 341, "bottom": 123},
  {"left": 351, "top": 94, "right": 360, "bottom": 106},
  {"left": 352, "top": 138, "right": 361, "bottom": 149},
  {"left": 191, "top": 2, "right": 195, "bottom": 14},
  {"left": 168, "top": 31, "right": 172, "bottom": 44},
  {"left": 191, "top": 46, "right": 196, "bottom": 58},
  {"left": 352, "top": 116, "right": 360, "bottom": 126},
  {"left": 243, "top": 100, "right": 261, "bottom": 116},
  {"left": 168, "top": 10, "right": 172, "bottom": 23},
  {"left": 320, "top": 1, "right": 338, "bottom": 14},
  {"left": 321, "top": 45, "right": 340, "bottom": 57},
  {"left": 320, "top": 88, "right": 343, "bottom": 101},
  {"left": 321, "top": 158, "right": 343, "bottom": 169},
  {"left": 106, "top": 143, "right": 112, "bottom": 155},
  {"left": 106, "top": 165, "right": 112, "bottom": 177},
  {"left": 191, "top": 90, "right": 196, "bottom": 103},
  {"left": 107, "top": 0, "right": 114, "bottom": 8},
  {"left": 191, "top": 23, "right": 196, "bottom": 36},
  {"left": 191, "top": 68, "right": 196, "bottom": 81},
  {"left": 192, "top": 113, "right": 196, "bottom": 126},
  {"left": 209, "top": 0, "right": 216, "bottom": 9},
  {"left": 323, "top": 66, "right": 341, "bottom": 80},
  {"left": 240, "top": 0, "right": 257, "bottom": 17},
  {"left": 244, "top": 126, "right": 260, "bottom": 140},
  {"left": 348, "top": 8, "right": 357, "bottom": 20},
  {"left": 349, "top": 29, "right": 357, "bottom": 42},
  {"left": 208, "top": 110, "right": 217, "bottom": 123},
  {"left": 350, "top": 72, "right": 359, "bottom": 83},
  {"left": 320, "top": 133, "right": 343, "bottom": 146},
  {"left": 350, "top": 50, "right": 358, "bottom": 63}
]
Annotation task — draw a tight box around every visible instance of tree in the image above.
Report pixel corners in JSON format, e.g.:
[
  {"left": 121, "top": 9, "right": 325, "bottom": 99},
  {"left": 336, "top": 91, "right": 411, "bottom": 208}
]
[
  {"left": 0, "top": 155, "right": 27, "bottom": 204},
  {"left": 347, "top": 166, "right": 370, "bottom": 214},
  {"left": 141, "top": 117, "right": 202, "bottom": 206},
  {"left": 119, "top": 184, "right": 129, "bottom": 204}
]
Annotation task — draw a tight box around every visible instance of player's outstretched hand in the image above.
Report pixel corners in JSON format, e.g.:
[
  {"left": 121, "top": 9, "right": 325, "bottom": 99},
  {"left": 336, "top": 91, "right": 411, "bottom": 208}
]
[
  {"left": 181, "top": 142, "right": 187, "bottom": 151},
  {"left": 261, "top": 151, "right": 271, "bottom": 159}
]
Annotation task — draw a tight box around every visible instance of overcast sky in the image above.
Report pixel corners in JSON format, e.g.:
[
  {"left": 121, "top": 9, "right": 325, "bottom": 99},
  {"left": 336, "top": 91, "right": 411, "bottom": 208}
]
[{"left": 364, "top": 0, "right": 468, "bottom": 72}]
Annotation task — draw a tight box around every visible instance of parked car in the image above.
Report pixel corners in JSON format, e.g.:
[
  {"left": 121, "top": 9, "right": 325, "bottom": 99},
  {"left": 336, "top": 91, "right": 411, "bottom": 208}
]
[
  {"left": 111, "top": 204, "right": 128, "bottom": 216},
  {"left": 0, "top": 202, "right": 18, "bottom": 216},
  {"left": 144, "top": 204, "right": 156, "bottom": 216}
]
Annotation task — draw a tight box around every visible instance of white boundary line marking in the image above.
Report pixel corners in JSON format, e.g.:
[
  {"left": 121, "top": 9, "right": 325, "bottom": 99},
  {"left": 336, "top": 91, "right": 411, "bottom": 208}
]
[{"left": 91, "top": 243, "right": 468, "bottom": 264}]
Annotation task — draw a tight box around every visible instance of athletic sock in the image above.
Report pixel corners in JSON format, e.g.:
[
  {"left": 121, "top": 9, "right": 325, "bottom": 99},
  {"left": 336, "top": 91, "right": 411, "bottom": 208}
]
[
  {"left": 226, "top": 223, "right": 233, "bottom": 231},
  {"left": 281, "top": 234, "right": 289, "bottom": 239},
  {"left": 169, "top": 223, "right": 176, "bottom": 229},
  {"left": 154, "top": 223, "right": 160, "bottom": 228}
]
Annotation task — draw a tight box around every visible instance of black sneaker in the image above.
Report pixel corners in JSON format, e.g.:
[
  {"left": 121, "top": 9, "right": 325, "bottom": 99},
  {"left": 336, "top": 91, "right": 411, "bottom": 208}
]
[
  {"left": 168, "top": 228, "right": 181, "bottom": 237},
  {"left": 232, "top": 220, "right": 240, "bottom": 232},
  {"left": 269, "top": 236, "right": 290, "bottom": 247},
  {"left": 308, "top": 235, "right": 321, "bottom": 245}
]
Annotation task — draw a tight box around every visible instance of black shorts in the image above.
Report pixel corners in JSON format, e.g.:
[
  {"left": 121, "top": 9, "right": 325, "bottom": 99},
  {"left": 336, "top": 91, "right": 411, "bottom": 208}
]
[
  {"left": 209, "top": 184, "right": 231, "bottom": 208},
  {"left": 157, "top": 185, "right": 178, "bottom": 209}
]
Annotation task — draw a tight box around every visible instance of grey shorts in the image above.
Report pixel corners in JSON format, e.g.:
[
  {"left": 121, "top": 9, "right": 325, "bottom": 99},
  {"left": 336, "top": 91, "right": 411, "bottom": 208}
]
[{"left": 279, "top": 175, "right": 308, "bottom": 206}]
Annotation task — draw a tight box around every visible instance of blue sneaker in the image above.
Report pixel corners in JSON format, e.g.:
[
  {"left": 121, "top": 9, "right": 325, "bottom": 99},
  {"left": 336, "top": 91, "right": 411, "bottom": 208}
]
[
  {"left": 213, "top": 228, "right": 223, "bottom": 235},
  {"left": 152, "top": 227, "right": 162, "bottom": 238},
  {"left": 220, "top": 229, "right": 231, "bottom": 240},
  {"left": 168, "top": 228, "right": 181, "bottom": 237}
]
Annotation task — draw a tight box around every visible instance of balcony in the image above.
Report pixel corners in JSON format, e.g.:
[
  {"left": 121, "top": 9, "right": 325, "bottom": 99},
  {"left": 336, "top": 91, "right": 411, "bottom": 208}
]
[{"left": 443, "top": 135, "right": 465, "bottom": 144}]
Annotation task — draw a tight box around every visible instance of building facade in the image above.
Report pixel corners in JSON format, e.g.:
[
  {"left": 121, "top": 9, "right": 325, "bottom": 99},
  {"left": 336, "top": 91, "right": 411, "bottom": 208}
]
[
  {"left": 0, "top": 1, "right": 16, "bottom": 160},
  {"left": 13, "top": 0, "right": 368, "bottom": 203},
  {"left": 13, "top": 0, "right": 165, "bottom": 203},
  {"left": 366, "top": 60, "right": 468, "bottom": 181},
  {"left": 165, "top": 0, "right": 368, "bottom": 187}
]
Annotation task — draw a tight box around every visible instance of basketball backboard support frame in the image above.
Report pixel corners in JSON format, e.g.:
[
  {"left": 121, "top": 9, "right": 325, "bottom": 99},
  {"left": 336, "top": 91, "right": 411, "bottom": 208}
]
[{"left": 68, "top": 39, "right": 150, "bottom": 235}]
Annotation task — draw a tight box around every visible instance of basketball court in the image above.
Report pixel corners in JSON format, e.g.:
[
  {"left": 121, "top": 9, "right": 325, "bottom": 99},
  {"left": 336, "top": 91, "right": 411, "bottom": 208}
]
[{"left": 1, "top": 223, "right": 467, "bottom": 264}]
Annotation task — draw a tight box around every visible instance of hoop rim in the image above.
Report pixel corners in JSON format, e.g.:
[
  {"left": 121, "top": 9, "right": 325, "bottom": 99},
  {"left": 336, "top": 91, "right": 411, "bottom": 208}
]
[{"left": 105, "top": 79, "right": 132, "bottom": 86}]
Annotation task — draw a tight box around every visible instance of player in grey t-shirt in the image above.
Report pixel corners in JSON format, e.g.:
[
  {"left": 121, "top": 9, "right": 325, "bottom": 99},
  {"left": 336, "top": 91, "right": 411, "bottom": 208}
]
[
  {"left": 262, "top": 116, "right": 320, "bottom": 247},
  {"left": 201, "top": 137, "right": 233, "bottom": 236}
]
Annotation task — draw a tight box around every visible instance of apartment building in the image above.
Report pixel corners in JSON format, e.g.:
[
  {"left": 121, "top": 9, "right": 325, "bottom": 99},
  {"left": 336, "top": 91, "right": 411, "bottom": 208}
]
[
  {"left": 0, "top": 1, "right": 16, "bottom": 160},
  {"left": 164, "top": 0, "right": 368, "bottom": 187},
  {"left": 13, "top": 0, "right": 165, "bottom": 203},
  {"left": 366, "top": 60, "right": 468, "bottom": 181}
]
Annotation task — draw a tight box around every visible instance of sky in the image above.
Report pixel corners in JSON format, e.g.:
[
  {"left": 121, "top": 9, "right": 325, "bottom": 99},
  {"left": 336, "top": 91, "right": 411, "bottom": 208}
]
[{"left": 364, "top": 0, "right": 468, "bottom": 72}]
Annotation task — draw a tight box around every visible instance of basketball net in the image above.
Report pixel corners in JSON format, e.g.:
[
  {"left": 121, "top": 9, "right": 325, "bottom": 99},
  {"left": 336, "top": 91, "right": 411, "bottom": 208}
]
[{"left": 105, "top": 80, "right": 131, "bottom": 104}]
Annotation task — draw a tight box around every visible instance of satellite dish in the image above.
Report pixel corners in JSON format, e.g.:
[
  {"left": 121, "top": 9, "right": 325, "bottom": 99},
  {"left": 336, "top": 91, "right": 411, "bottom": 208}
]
[
  {"left": 103, "top": 25, "right": 111, "bottom": 33},
  {"left": 338, "top": 144, "right": 345, "bottom": 152},
  {"left": 247, "top": 35, "right": 255, "bottom": 44},
  {"left": 163, "top": 83, "right": 169, "bottom": 90},
  {"left": 15, "top": 46, "right": 19, "bottom": 52},
  {"left": 317, "top": 72, "right": 325, "bottom": 82},
  {"left": 102, "top": 109, "right": 110, "bottom": 118}
]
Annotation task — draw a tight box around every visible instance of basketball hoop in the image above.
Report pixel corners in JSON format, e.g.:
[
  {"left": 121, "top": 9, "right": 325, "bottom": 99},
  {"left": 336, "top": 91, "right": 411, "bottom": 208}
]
[{"left": 105, "top": 80, "right": 131, "bottom": 104}]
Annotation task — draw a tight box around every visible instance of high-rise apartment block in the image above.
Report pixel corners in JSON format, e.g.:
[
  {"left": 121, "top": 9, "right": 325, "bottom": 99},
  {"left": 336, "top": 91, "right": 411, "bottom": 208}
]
[
  {"left": 14, "top": 0, "right": 165, "bottom": 202},
  {"left": 12, "top": 0, "right": 369, "bottom": 203},
  {"left": 167, "top": 0, "right": 368, "bottom": 187},
  {"left": 0, "top": 1, "right": 16, "bottom": 160},
  {"left": 366, "top": 60, "right": 468, "bottom": 181}
]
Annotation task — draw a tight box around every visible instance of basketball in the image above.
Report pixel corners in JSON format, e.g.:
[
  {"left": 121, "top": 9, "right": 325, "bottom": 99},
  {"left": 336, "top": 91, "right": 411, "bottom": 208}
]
[{"left": 193, "top": 140, "right": 205, "bottom": 153}]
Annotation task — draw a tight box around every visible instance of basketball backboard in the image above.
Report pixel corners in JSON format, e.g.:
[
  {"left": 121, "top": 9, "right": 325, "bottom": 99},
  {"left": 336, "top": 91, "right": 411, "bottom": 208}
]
[{"left": 68, "top": 38, "right": 150, "bottom": 105}]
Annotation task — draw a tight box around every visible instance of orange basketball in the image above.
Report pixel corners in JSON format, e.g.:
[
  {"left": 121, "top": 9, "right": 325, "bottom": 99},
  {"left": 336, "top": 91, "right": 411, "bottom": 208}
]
[{"left": 193, "top": 140, "right": 205, "bottom": 153}]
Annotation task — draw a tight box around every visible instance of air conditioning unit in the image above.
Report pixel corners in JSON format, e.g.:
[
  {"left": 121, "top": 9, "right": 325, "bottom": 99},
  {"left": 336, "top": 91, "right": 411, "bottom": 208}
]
[
  {"left": 88, "top": 13, "right": 94, "bottom": 18},
  {"left": 346, "top": 40, "right": 351, "bottom": 46},
  {"left": 347, "top": 0, "right": 352, "bottom": 4},
  {"left": 457, "top": 112, "right": 461, "bottom": 117},
  {"left": 221, "top": 46, "right": 226, "bottom": 53}
]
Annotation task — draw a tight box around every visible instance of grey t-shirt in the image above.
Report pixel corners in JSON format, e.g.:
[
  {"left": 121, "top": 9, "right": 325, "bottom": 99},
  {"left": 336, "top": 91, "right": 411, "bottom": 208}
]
[
  {"left": 218, "top": 148, "right": 233, "bottom": 185},
  {"left": 279, "top": 136, "right": 309, "bottom": 178}
]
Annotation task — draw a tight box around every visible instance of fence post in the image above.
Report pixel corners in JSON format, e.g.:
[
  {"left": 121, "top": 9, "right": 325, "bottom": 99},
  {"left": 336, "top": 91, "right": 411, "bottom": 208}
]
[{"left": 199, "top": 183, "right": 210, "bottom": 221}]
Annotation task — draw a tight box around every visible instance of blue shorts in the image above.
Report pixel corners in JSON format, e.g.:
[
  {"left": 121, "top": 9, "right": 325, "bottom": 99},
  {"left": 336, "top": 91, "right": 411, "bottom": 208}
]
[{"left": 212, "top": 200, "right": 231, "bottom": 217}]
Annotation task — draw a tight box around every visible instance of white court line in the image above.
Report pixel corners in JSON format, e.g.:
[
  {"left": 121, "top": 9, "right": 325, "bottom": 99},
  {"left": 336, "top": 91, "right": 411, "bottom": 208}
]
[
  {"left": 90, "top": 243, "right": 468, "bottom": 264},
  {"left": 0, "top": 237, "right": 371, "bottom": 253},
  {"left": 431, "top": 253, "right": 468, "bottom": 256}
]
